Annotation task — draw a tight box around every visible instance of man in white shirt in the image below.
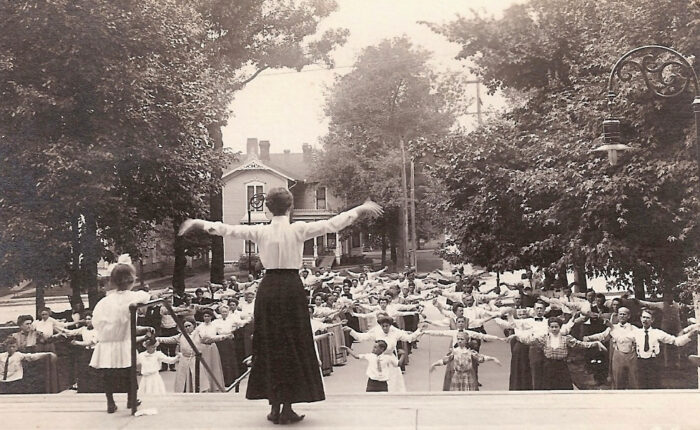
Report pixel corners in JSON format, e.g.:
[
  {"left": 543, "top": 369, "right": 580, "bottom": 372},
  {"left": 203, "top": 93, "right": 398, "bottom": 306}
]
[
  {"left": 0, "top": 337, "right": 56, "bottom": 394},
  {"left": 633, "top": 309, "right": 697, "bottom": 389},
  {"left": 33, "top": 308, "right": 66, "bottom": 340},
  {"left": 584, "top": 307, "right": 638, "bottom": 389},
  {"left": 340, "top": 341, "right": 397, "bottom": 392}
]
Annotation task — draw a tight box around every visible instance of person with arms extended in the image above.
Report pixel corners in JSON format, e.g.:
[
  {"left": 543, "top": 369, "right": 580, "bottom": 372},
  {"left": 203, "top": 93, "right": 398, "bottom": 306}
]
[
  {"left": 89, "top": 255, "right": 154, "bottom": 413},
  {"left": 179, "top": 187, "right": 382, "bottom": 424}
]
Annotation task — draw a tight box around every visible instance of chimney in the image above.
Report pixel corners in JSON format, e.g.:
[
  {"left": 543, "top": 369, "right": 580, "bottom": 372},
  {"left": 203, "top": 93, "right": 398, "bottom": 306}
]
[
  {"left": 246, "top": 138, "right": 258, "bottom": 158},
  {"left": 302, "top": 143, "right": 312, "bottom": 161},
  {"left": 259, "top": 140, "right": 270, "bottom": 161}
]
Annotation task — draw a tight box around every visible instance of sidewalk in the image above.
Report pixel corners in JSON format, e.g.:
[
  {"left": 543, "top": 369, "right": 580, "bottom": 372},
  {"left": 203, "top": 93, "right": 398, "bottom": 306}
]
[
  {"left": 2, "top": 390, "right": 698, "bottom": 429},
  {"left": 0, "top": 269, "right": 218, "bottom": 306}
]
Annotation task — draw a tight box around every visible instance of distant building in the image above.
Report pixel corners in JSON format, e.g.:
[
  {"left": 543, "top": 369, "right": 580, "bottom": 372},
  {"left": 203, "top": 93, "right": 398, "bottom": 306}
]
[{"left": 221, "top": 138, "right": 363, "bottom": 267}]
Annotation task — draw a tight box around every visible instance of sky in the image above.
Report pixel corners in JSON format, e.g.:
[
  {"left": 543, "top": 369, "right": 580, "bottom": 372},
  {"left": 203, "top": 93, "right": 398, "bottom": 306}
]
[{"left": 221, "top": 0, "right": 522, "bottom": 155}]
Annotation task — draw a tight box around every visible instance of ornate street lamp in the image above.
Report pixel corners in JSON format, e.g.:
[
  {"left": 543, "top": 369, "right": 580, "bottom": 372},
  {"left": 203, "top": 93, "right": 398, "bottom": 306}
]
[
  {"left": 247, "top": 192, "right": 265, "bottom": 277},
  {"left": 601, "top": 45, "right": 699, "bottom": 170},
  {"left": 602, "top": 45, "right": 700, "bottom": 384}
]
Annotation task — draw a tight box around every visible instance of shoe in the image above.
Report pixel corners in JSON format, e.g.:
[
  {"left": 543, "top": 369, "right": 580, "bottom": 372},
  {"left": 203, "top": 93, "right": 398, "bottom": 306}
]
[
  {"left": 278, "top": 411, "right": 305, "bottom": 424},
  {"left": 126, "top": 399, "right": 142, "bottom": 409},
  {"left": 267, "top": 412, "right": 280, "bottom": 424},
  {"left": 107, "top": 403, "right": 117, "bottom": 414}
]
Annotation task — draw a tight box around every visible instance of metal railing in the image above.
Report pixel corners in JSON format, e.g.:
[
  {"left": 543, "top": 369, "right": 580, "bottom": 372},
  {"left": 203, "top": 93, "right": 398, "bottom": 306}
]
[
  {"left": 128, "top": 298, "right": 225, "bottom": 415},
  {"left": 226, "top": 356, "right": 252, "bottom": 393}
]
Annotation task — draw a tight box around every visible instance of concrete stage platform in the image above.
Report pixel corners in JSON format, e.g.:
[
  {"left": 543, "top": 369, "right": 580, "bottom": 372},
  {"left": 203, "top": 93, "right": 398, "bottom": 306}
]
[{"left": 2, "top": 390, "right": 698, "bottom": 429}]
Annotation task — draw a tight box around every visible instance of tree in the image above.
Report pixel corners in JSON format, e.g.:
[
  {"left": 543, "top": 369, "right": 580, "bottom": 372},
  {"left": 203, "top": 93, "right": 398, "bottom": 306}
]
[
  {"left": 0, "top": 0, "right": 348, "bottom": 306},
  {"left": 427, "top": 0, "right": 700, "bottom": 297},
  {"left": 314, "top": 37, "right": 458, "bottom": 268},
  {"left": 0, "top": 1, "right": 231, "bottom": 306},
  {"left": 196, "top": 0, "right": 348, "bottom": 283}
]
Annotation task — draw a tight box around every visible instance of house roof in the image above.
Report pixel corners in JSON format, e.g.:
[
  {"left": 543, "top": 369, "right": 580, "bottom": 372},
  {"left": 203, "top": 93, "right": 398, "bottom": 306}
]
[{"left": 223, "top": 151, "right": 318, "bottom": 183}]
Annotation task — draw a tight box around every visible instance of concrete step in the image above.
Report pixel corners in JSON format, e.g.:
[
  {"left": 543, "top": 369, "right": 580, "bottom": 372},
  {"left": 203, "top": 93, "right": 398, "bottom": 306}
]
[{"left": 1, "top": 391, "right": 698, "bottom": 429}]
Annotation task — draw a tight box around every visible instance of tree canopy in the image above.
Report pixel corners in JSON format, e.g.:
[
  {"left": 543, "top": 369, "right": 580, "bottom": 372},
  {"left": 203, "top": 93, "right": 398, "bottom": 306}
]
[
  {"left": 0, "top": 0, "right": 345, "bottom": 305},
  {"left": 313, "top": 36, "right": 462, "bottom": 267},
  {"left": 427, "top": 0, "right": 700, "bottom": 296}
]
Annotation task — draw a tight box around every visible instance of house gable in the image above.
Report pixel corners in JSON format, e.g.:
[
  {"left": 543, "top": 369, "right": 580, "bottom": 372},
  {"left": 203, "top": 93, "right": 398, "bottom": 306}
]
[{"left": 222, "top": 156, "right": 295, "bottom": 184}]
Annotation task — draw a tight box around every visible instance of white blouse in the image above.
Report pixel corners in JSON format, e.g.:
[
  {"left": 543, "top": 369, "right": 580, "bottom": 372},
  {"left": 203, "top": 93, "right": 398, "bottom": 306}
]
[
  {"left": 202, "top": 209, "right": 360, "bottom": 269},
  {"left": 90, "top": 290, "right": 151, "bottom": 369},
  {"left": 32, "top": 317, "right": 65, "bottom": 338}
]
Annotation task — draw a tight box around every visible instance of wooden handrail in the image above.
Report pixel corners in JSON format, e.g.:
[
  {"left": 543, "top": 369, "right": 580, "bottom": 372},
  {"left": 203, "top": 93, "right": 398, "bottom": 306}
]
[{"left": 129, "top": 298, "right": 225, "bottom": 415}]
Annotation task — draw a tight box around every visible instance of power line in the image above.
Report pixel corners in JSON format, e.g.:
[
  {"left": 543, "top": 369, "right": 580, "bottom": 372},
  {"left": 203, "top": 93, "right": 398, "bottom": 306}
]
[{"left": 251, "top": 53, "right": 472, "bottom": 78}]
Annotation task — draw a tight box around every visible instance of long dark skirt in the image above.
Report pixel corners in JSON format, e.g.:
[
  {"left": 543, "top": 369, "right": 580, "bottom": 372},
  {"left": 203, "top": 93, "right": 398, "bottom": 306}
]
[
  {"left": 542, "top": 358, "right": 573, "bottom": 390},
  {"left": 216, "top": 338, "right": 240, "bottom": 386},
  {"left": 22, "top": 354, "right": 59, "bottom": 393},
  {"left": 442, "top": 360, "right": 454, "bottom": 391},
  {"left": 245, "top": 270, "right": 325, "bottom": 404},
  {"left": 316, "top": 334, "right": 334, "bottom": 377},
  {"left": 233, "top": 327, "right": 248, "bottom": 369},
  {"left": 509, "top": 340, "right": 532, "bottom": 390},
  {"left": 76, "top": 348, "right": 103, "bottom": 393}
]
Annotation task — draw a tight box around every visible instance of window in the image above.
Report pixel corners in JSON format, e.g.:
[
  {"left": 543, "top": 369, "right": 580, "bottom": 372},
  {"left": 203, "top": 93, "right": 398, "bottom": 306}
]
[
  {"left": 245, "top": 240, "right": 259, "bottom": 254},
  {"left": 351, "top": 231, "right": 361, "bottom": 248},
  {"left": 247, "top": 184, "right": 264, "bottom": 212},
  {"left": 316, "top": 186, "right": 327, "bottom": 210},
  {"left": 326, "top": 233, "right": 336, "bottom": 249}
]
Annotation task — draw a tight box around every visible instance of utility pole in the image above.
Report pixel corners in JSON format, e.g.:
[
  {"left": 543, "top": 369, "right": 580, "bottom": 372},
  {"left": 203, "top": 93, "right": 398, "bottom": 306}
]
[
  {"left": 399, "top": 138, "right": 410, "bottom": 270},
  {"left": 410, "top": 158, "right": 417, "bottom": 270},
  {"left": 475, "top": 79, "right": 483, "bottom": 125},
  {"left": 465, "top": 79, "right": 485, "bottom": 126}
]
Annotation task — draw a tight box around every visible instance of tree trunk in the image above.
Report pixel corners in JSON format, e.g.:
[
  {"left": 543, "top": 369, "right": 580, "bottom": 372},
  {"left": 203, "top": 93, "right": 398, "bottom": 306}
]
[
  {"left": 556, "top": 266, "right": 568, "bottom": 290},
  {"left": 632, "top": 270, "right": 646, "bottom": 300},
  {"left": 83, "top": 211, "right": 100, "bottom": 310},
  {"left": 662, "top": 265, "right": 684, "bottom": 303},
  {"left": 543, "top": 270, "right": 556, "bottom": 290},
  {"left": 388, "top": 219, "right": 398, "bottom": 265},
  {"left": 139, "top": 259, "right": 145, "bottom": 288},
  {"left": 573, "top": 263, "right": 587, "bottom": 293},
  {"left": 172, "top": 220, "right": 187, "bottom": 296},
  {"left": 209, "top": 123, "right": 224, "bottom": 284},
  {"left": 35, "top": 283, "right": 45, "bottom": 318},
  {"left": 381, "top": 229, "right": 387, "bottom": 267},
  {"left": 69, "top": 215, "right": 83, "bottom": 306},
  {"left": 397, "top": 205, "right": 407, "bottom": 270}
]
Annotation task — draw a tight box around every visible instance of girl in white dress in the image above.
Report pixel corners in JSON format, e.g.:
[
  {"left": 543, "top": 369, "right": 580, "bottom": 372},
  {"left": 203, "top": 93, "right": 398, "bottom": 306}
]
[
  {"left": 90, "top": 254, "right": 154, "bottom": 413},
  {"left": 137, "top": 338, "right": 180, "bottom": 397}
]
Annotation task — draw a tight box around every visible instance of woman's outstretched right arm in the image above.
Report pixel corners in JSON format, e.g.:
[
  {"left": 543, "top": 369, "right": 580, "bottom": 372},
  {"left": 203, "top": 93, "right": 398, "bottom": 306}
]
[{"left": 299, "top": 200, "right": 383, "bottom": 240}]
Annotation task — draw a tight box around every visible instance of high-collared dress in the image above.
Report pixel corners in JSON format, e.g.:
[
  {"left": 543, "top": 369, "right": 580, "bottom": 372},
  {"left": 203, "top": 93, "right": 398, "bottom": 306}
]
[{"left": 202, "top": 208, "right": 361, "bottom": 404}]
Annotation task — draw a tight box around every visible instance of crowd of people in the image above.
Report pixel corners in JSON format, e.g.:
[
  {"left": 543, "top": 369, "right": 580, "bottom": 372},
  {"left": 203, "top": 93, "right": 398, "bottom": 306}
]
[
  {"left": 2, "top": 263, "right": 699, "bottom": 397},
  {"left": 302, "top": 265, "right": 700, "bottom": 392}
]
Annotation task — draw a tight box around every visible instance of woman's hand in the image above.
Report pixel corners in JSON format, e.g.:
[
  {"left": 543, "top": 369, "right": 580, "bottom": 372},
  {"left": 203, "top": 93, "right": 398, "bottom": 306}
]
[
  {"left": 357, "top": 200, "right": 383, "bottom": 218},
  {"left": 178, "top": 219, "right": 206, "bottom": 236}
]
